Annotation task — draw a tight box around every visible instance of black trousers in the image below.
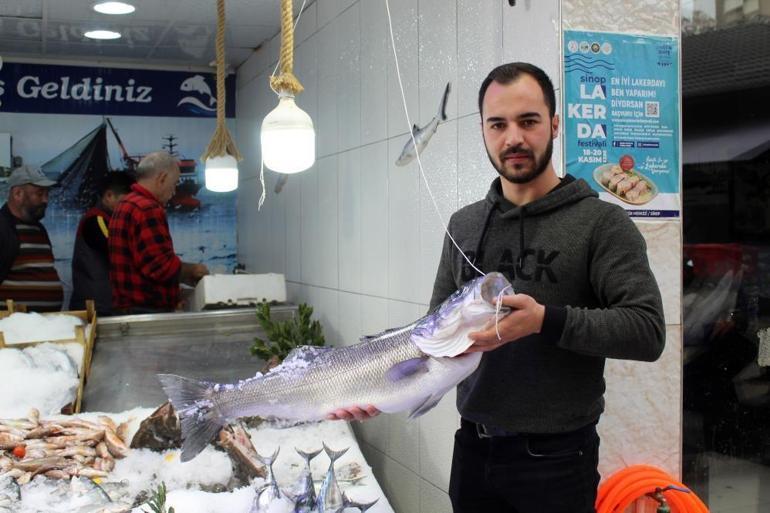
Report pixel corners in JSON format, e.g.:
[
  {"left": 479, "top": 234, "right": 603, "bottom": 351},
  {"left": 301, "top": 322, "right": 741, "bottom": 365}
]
[{"left": 449, "top": 419, "right": 600, "bottom": 513}]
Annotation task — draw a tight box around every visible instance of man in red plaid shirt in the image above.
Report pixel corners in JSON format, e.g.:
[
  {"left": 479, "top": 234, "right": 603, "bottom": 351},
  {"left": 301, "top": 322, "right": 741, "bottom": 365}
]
[{"left": 109, "top": 151, "right": 208, "bottom": 314}]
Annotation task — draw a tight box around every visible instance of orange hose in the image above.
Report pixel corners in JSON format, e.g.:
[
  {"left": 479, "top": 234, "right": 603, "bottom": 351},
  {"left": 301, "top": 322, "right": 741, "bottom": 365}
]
[{"left": 595, "top": 465, "right": 709, "bottom": 513}]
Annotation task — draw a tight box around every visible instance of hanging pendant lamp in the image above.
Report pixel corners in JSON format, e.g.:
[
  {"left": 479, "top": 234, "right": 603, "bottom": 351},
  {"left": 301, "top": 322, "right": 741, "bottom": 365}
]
[
  {"left": 261, "top": 0, "right": 315, "bottom": 174},
  {"left": 202, "top": 0, "right": 242, "bottom": 192}
]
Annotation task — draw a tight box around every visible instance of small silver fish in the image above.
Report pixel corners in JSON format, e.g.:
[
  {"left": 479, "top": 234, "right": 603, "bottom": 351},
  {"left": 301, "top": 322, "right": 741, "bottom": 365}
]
[
  {"left": 250, "top": 448, "right": 282, "bottom": 513},
  {"left": 396, "top": 82, "right": 451, "bottom": 166},
  {"left": 317, "top": 444, "right": 347, "bottom": 513},
  {"left": 160, "top": 272, "right": 512, "bottom": 462},
  {"left": 342, "top": 492, "right": 379, "bottom": 512},
  {"left": 293, "top": 447, "right": 322, "bottom": 513}
]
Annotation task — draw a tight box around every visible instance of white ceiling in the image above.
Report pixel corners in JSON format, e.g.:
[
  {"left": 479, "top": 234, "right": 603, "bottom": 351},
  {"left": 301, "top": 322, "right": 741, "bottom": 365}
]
[{"left": 0, "top": 0, "right": 306, "bottom": 70}]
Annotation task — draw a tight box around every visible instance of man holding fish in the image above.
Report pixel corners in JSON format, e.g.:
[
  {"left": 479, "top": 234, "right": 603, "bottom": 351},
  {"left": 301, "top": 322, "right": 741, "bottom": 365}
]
[{"left": 331, "top": 63, "right": 665, "bottom": 513}]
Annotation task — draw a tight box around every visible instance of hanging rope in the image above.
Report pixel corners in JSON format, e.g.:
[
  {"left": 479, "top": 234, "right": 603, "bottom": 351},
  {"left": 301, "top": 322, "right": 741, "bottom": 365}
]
[
  {"left": 269, "top": 0, "right": 304, "bottom": 95},
  {"left": 201, "top": 0, "right": 243, "bottom": 162}
]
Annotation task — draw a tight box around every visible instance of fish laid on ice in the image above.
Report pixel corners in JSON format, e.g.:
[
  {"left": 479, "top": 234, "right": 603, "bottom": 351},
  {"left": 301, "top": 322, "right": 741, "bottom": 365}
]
[
  {"left": 395, "top": 82, "right": 451, "bottom": 166},
  {"left": 317, "top": 444, "right": 347, "bottom": 513},
  {"left": 292, "top": 447, "right": 322, "bottom": 513},
  {"left": 160, "top": 271, "right": 512, "bottom": 461},
  {"left": 251, "top": 448, "right": 283, "bottom": 513}
]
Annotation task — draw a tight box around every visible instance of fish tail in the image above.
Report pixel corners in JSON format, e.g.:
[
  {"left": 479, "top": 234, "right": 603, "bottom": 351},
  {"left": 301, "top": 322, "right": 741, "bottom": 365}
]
[
  {"left": 255, "top": 447, "right": 280, "bottom": 467},
  {"left": 439, "top": 82, "right": 451, "bottom": 121},
  {"left": 322, "top": 442, "right": 349, "bottom": 464},
  {"left": 295, "top": 447, "right": 322, "bottom": 465},
  {"left": 343, "top": 492, "right": 379, "bottom": 512},
  {"left": 157, "top": 374, "right": 224, "bottom": 462}
]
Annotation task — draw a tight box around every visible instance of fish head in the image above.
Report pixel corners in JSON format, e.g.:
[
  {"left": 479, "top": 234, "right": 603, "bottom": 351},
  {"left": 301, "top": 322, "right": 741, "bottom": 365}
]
[{"left": 412, "top": 272, "right": 512, "bottom": 356}]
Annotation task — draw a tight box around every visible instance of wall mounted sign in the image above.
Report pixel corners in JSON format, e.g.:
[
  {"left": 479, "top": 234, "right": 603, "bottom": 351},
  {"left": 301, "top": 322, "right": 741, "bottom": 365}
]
[
  {"left": 0, "top": 62, "right": 235, "bottom": 118},
  {"left": 563, "top": 30, "right": 680, "bottom": 218}
]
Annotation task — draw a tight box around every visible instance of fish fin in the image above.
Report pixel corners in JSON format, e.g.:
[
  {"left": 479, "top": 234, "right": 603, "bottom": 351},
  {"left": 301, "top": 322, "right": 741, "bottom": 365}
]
[
  {"left": 385, "top": 357, "right": 429, "bottom": 382},
  {"left": 408, "top": 393, "right": 444, "bottom": 419},
  {"left": 157, "top": 374, "right": 224, "bottom": 462},
  {"left": 255, "top": 447, "right": 280, "bottom": 466},
  {"left": 322, "top": 442, "right": 349, "bottom": 464},
  {"left": 411, "top": 124, "right": 420, "bottom": 135},
  {"left": 438, "top": 82, "right": 451, "bottom": 121},
  {"left": 295, "top": 447, "right": 322, "bottom": 463},
  {"left": 359, "top": 322, "right": 414, "bottom": 343},
  {"left": 344, "top": 492, "right": 380, "bottom": 512}
]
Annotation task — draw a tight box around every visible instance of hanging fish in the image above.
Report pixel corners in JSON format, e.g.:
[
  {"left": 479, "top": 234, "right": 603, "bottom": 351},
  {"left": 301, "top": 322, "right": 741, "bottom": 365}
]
[{"left": 396, "top": 82, "right": 451, "bottom": 166}]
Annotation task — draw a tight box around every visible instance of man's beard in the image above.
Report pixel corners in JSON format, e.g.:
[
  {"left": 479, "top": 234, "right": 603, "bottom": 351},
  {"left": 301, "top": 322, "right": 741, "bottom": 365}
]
[
  {"left": 487, "top": 134, "right": 554, "bottom": 185},
  {"left": 25, "top": 204, "right": 47, "bottom": 222}
]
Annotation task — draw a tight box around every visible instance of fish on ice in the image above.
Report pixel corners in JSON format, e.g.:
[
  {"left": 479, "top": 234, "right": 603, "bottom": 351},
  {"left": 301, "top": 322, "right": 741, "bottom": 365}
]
[
  {"left": 395, "top": 82, "right": 451, "bottom": 166},
  {"left": 159, "top": 271, "right": 513, "bottom": 462}
]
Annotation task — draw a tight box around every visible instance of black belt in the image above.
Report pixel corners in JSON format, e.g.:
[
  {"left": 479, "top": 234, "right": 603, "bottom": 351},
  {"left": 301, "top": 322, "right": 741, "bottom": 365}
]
[{"left": 462, "top": 418, "right": 520, "bottom": 438}]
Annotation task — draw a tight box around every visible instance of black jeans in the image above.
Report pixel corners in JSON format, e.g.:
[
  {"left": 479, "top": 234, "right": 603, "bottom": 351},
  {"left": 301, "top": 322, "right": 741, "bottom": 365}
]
[{"left": 449, "top": 419, "right": 600, "bottom": 513}]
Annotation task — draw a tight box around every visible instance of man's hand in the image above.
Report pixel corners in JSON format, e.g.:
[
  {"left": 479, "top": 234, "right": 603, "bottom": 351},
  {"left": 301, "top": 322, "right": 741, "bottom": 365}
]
[
  {"left": 326, "top": 405, "right": 381, "bottom": 421},
  {"left": 180, "top": 262, "right": 209, "bottom": 286},
  {"left": 466, "top": 293, "right": 545, "bottom": 353}
]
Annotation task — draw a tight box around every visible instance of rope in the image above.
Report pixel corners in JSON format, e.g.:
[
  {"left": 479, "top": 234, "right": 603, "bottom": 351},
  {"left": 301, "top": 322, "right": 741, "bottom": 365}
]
[
  {"left": 201, "top": 0, "right": 243, "bottom": 162},
  {"left": 269, "top": 0, "right": 304, "bottom": 95}
]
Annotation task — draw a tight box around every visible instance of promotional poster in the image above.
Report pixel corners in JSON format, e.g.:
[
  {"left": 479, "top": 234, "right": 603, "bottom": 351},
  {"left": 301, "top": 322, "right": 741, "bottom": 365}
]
[{"left": 563, "top": 30, "right": 680, "bottom": 218}]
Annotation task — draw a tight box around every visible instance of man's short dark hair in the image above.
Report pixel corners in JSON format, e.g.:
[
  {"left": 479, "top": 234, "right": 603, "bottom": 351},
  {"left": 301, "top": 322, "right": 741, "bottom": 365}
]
[
  {"left": 478, "top": 62, "right": 556, "bottom": 118},
  {"left": 98, "top": 172, "right": 135, "bottom": 196}
]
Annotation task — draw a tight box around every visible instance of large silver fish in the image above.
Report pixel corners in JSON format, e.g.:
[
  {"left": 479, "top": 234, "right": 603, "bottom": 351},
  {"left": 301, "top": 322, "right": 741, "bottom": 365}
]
[
  {"left": 292, "top": 448, "right": 322, "bottom": 513},
  {"left": 317, "top": 444, "right": 347, "bottom": 513},
  {"left": 250, "top": 448, "right": 283, "bottom": 513},
  {"left": 159, "top": 272, "right": 512, "bottom": 462},
  {"left": 395, "top": 82, "right": 451, "bottom": 166}
]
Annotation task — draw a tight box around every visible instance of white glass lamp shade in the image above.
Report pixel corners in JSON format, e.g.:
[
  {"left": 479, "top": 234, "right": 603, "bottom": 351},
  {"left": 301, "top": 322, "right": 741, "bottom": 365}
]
[
  {"left": 204, "top": 154, "right": 239, "bottom": 192},
  {"left": 261, "top": 95, "right": 315, "bottom": 174}
]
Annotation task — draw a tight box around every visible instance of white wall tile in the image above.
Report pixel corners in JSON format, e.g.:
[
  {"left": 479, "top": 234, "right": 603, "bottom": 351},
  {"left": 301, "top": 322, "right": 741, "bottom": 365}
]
[
  {"left": 359, "top": 142, "right": 389, "bottom": 298},
  {"left": 421, "top": 478, "right": 453, "bottom": 513},
  {"left": 295, "top": 33, "right": 319, "bottom": 133},
  {"left": 303, "top": 285, "right": 341, "bottom": 346},
  {"left": 336, "top": 4, "right": 361, "bottom": 153},
  {"left": 317, "top": 26, "right": 339, "bottom": 157},
  {"left": 338, "top": 149, "right": 362, "bottom": 293},
  {"left": 457, "top": 1, "right": 503, "bottom": 118},
  {"left": 419, "top": 387, "right": 459, "bottom": 491},
  {"left": 457, "top": 115, "right": 498, "bottom": 208},
  {"left": 502, "top": 0, "right": 560, "bottom": 85},
  {"left": 294, "top": 1, "right": 317, "bottom": 46},
  {"left": 355, "top": 414, "right": 391, "bottom": 455},
  {"left": 599, "top": 324, "right": 682, "bottom": 480},
  {"left": 386, "top": 0, "right": 419, "bottom": 139},
  {"left": 284, "top": 171, "right": 302, "bottom": 282},
  {"left": 360, "top": 295, "right": 389, "bottom": 337},
  {"left": 388, "top": 138, "right": 421, "bottom": 303},
  {"left": 300, "top": 161, "right": 321, "bottom": 285},
  {"left": 388, "top": 411, "right": 420, "bottom": 475},
  {"left": 337, "top": 291, "right": 362, "bottom": 347},
  {"left": 318, "top": 155, "right": 340, "bottom": 290},
  {"left": 418, "top": 0, "right": 457, "bottom": 122},
  {"left": 360, "top": 0, "right": 388, "bottom": 146},
  {"left": 381, "top": 456, "right": 421, "bottom": 513},
  {"left": 419, "top": 119, "right": 458, "bottom": 304}
]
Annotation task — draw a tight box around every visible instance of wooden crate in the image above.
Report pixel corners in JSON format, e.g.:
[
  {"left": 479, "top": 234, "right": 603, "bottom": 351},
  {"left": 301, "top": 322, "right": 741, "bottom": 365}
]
[{"left": 0, "top": 301, "right": 97, "bottom": 413}]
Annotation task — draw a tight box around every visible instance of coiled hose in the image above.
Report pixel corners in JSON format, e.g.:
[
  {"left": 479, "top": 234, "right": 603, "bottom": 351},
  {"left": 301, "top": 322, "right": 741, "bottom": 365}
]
[{"left": 596, "top": 465, "right": 709, "bottom": 513}]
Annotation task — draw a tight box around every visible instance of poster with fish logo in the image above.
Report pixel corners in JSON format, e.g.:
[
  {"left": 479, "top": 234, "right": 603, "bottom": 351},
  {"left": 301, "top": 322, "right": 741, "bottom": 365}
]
[{"left": 563, "top": 30, "right": 680, "bottom": 218}]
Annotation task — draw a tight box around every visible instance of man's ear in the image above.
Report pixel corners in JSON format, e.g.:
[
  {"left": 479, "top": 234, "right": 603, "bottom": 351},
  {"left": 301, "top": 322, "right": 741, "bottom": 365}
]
[{"left": 551, "top": 114, "right": 560, "bottom": 140}]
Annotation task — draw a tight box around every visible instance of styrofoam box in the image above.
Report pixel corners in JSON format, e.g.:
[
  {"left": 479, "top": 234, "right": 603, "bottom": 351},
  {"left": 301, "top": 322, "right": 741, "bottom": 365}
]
[{"left": 191, "top": 273, "right": 287, "bottom": 311}]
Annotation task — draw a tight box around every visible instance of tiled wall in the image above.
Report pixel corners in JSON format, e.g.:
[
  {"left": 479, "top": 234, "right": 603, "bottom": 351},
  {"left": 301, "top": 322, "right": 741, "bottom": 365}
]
[{"left": 235, "top": 0, "right": 681, "bottom": 511}]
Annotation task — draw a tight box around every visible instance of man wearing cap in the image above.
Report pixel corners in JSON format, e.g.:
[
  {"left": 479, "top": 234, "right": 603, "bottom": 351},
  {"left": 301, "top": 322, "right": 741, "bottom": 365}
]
[{"left": 0, "top": 165, "right": 63, "bottom": 312}]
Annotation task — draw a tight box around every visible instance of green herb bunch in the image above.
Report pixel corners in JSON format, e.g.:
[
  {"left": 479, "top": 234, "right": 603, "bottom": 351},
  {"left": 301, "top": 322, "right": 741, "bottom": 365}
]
[
  {"left": 145, "top": 482, "right": 175, "bottom": 513},
  {"left": 250, "top": 302, "right": 326, "bottom": 362}
]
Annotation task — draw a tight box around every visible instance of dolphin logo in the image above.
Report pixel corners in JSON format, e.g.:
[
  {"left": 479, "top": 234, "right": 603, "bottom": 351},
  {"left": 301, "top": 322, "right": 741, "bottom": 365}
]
[{"left": 180, "top": 75, "right": 215, "bottom": 106}]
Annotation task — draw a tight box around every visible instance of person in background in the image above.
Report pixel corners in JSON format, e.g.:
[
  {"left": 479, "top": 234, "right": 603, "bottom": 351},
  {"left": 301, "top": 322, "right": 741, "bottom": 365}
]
[
  {"left": 108, "top": 151, "right": 208, "bottom": 314},
  {"left": 0, "top": 165, "right": 63, "bottom": 312},
  {"left": 70, "top": 172, "right": 135, "bottom": 314},
  {"left": 328, "top": 63, "right": 666, "bottom": 513}
]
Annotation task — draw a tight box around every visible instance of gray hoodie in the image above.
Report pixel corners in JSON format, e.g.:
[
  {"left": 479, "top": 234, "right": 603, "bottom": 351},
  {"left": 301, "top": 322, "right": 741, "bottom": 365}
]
[{"left": 429, "top": 175, "right": 665, "bottom": 433}]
